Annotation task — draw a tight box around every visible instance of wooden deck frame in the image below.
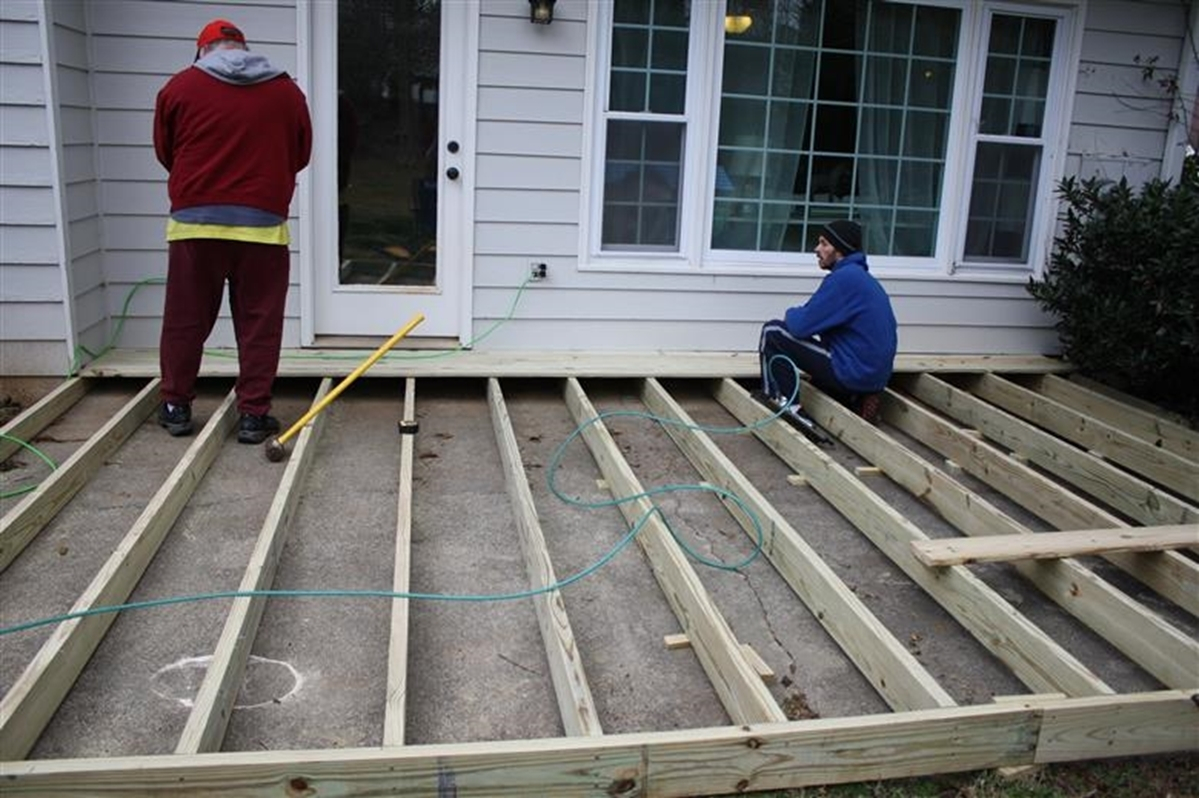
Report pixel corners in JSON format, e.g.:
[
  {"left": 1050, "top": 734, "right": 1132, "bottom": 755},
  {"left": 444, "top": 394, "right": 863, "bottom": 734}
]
[
  {"left": 1, "top": 356, "right": 1196, "bottom": 795},
  {"left": 797, "top": 385, "right": 1199, "bottom": 690},
  {"left": 713, "top": 379, "right": 1112, "bottom": 697},
  {"left": 964, "top": 374, "right": 1198, "bottom": 502},
  {"left": 1023, "top": 374, "right": 1198, "bottom": 461},
  {"left": 0, "top": 379, "right": 159, "bottom": 572},
  {"left": 0, "top": 390, "right": 239, "bottom": 760},
  {"left": 894, "top": 374, "right": 1199, "bottom": 617},
  {"left": 637, "top": 378, "right": 954, "bottom": 712}
]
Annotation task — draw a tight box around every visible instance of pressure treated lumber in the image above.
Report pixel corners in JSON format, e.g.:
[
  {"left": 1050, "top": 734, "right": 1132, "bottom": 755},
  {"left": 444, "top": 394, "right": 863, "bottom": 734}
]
[
  {"left": 0, "top": 379, "right": 159, "bottom": 572},
  {"left": 1028, "top": 374, "right": 1197, "bottom": 461},
  {"left": 384, "top": 378, "right": 417, "bottom": 746},
  {"left": 894, "top": 374, "right": 1199, "bottom": 617},
  {"left": 2, "top": 692, "right": 1194, "bottom": 797},
  {"left": 801, "top": 387, "right": 1199, "bottom": 689},
  {"left": 639, "top": 378, "right": 955, "bottom": 711},
  {"left": 488, "top": 378, "right": 601, "bottom": 737},
  {"left": 714, "top": 379, "right": 1112, "bottom": 698},
  {"left": 176, "top": 379, "right": 333, "bottom": 754},
  {"left": 912, "top": 525, "right": 1199, "bottom": 567},
  {"left": 562, "top": 378, "right": 786, "bottom": 725},
  {"left": 0, "top": 390, "right": 239, "bottom": 760},
  {"left": 966, "top": 374, "right": 1198, "bottom": 501},
  {"left": 899, "top": 374, "right": 1199, "bottom": 528},
  {"left": 83, "top": 348, "right": 1073, "bottom": 380},
  {"left": 0, "top": 377, "right": 89, "bottom": 463}
]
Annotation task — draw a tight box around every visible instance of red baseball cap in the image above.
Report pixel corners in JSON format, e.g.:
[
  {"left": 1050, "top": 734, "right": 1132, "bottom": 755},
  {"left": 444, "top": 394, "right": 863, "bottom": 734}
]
[{"left": 195, "top": 19, "right": 245, "bottom": 59}]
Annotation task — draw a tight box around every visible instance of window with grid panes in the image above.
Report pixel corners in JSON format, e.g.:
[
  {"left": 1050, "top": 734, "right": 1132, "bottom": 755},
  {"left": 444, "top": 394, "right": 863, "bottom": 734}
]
[
  {"left": 602, "top": 0, "right": 691, "bottom": 250},
  {"left": 963, "top": 14, "right": 1056, "bottom": 263},
  {"left": 712, "top": 0, "right": 959, "bottom": 256}
]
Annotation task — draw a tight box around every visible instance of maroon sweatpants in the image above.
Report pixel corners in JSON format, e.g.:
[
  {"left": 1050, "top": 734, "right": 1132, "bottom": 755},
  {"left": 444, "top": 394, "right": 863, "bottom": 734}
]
[{"left": 159, "top": 238, "right": 289, "bottom": 416}]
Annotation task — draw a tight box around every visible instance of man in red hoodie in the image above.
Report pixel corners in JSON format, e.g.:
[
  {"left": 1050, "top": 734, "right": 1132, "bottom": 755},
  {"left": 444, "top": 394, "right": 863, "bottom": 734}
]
[{"left": 153, "top": 19, "right": 312, "bottom": 443}]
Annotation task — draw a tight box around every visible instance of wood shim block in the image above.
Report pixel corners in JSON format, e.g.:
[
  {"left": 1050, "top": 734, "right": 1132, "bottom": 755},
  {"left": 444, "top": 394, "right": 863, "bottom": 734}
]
[
  {"left": 854, "top": 465, "right": 883, "bottom": 476},
  {"left": 943, "top": 458, "right": 963, "bottom": 475},
  {"left": 740, "top": 643, "right": 776, "bottom": 684},
  {"left": 664, "top": 636, "right": 776, "bottom": 684},
  {"left": 785, "top": 474, "right": 808, "bottom": 487},
  {"left": 663, "top": 633, "right": 691, "bottom": 650},
  {"left": 1009, "top": 451, "right": 1029, "bottom": 464},
  {"left": 961, "top": 428, "right": 983, "bottom": 438},
  {"left": 912, "top": 524, "right": 1199, "bottom": 567},
  {"left": 595, "top": 478, "right": 608, "bottom": 491}
]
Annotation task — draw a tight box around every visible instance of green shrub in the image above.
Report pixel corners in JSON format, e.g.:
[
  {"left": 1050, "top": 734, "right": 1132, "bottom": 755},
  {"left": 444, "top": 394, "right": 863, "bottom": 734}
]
[{"left": 1027, "top": 172, "right": 1199, "bottom": 418}]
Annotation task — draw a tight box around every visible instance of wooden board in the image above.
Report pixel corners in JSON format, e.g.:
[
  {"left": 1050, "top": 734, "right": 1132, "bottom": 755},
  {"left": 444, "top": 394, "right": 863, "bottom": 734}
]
[
  {"left": 0, "top": 377, "right": 89, "bottom": 463},
  {"left": 2, "top": 693, "right": 1195, "bottom": 796},
  {"left": 82, "top": 349, "right": 1074, "bottom": 380},
  {"left": 384, "top": 378, "right": 417, "bottom": 746},
  {"left": 912, "top": 525, "right": 1199, "bottom": 567}
]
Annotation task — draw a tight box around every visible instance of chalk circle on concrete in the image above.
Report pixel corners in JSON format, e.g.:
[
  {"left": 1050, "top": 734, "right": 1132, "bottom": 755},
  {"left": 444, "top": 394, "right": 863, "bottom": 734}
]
[{"left": 150, "top": 654, "right": 304, "bottom": 709}]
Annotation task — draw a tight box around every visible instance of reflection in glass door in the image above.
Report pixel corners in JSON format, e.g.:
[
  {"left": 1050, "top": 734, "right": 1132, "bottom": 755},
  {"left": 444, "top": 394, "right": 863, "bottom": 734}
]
[{"left": 337, "top": 0, "right": 440, "bottom": 287}]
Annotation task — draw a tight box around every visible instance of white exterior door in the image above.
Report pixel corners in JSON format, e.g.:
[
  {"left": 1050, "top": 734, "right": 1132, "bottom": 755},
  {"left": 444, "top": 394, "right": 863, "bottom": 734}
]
[{"left": 306, "top": 0, "right": 475, "bottom": 341}]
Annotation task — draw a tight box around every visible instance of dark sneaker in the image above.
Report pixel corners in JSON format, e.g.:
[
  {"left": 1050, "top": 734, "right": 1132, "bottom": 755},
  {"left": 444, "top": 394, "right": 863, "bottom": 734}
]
[
  {"left": 157, "top": 402, "right": 193, "bottom": 437},
  {"left": 855, "top": 392, "right": 883, "bottom": 424},
  {"left": 238, "top": 413, "right": 280, "bottom": 445}
]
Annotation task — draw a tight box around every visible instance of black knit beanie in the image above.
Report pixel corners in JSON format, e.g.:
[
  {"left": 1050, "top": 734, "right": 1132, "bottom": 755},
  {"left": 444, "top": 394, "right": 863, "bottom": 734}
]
[{"left": 821, "top": 219, "right": 862, "bottom": 255}]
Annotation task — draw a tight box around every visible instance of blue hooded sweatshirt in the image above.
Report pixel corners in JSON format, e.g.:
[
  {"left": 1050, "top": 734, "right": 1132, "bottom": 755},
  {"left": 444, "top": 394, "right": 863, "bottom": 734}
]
[{"left": 783, "top": 251, "right": 897, "bottom": 393}]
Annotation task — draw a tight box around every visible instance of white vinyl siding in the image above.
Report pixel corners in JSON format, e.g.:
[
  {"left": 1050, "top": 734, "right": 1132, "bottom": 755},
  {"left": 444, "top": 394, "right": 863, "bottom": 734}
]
[
  {"left": 1067, "top": 0, "right": 1190, "bottom": 185},
  {"left": 0, "top": 0, "right": 1191, "bottom": 369},
  {"left": 0, "top": 0, "right": 70, "bottom": 373}
]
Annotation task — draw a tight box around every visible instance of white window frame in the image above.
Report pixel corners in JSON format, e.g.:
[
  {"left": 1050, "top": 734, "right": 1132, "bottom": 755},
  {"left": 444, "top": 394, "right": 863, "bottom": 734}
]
[
  {"left": 580, "top": 0, "right": 1082, "bottom": 280},
  {"left": 950, "top": 1, "right": 1082, "bottom": 279}
]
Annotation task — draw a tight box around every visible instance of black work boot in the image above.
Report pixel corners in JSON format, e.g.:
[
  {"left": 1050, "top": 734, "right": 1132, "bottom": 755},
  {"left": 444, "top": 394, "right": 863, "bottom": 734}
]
[
  {"left": 158, "top": 403, "right": 194, "bottom": 437},
  {"left": 238, "top": 413, "right": 281, "bottom": 445}
]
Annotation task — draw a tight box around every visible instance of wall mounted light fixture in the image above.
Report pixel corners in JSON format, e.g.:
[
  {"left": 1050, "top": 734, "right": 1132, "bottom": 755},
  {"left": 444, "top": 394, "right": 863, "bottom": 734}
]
[
  {"left": 724, "top": 14, "right": 753, "bottom": 35},
  {"left": 529, "top": 0, "right": 556, "bottom": 24}
]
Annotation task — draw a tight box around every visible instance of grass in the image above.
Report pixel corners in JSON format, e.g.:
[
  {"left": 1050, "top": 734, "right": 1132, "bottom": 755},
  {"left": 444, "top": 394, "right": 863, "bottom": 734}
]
[{"left": 710, "top": 754, "right": 1198, "bottom": 797}]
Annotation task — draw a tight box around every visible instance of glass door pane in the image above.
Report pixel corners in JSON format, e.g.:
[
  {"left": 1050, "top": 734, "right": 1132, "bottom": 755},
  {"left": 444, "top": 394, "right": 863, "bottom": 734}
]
[{"left": 337, "top": 0, "right": 440, "bottom": 287}]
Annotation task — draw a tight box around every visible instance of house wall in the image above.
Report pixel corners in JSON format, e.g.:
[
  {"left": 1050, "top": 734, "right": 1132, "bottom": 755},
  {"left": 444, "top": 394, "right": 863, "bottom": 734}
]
[
  {"left": 467, "top": 0, "right": 1192, "bottom": 354},
  {"left": 0, "top": 0, "right": 71, "bottom": 374},
  {"left": 1068, "top": 0, "right": 1192, "bottom": 184},
  {"left": 0, "top": 0, "right": 1192, "bottom": 374}
]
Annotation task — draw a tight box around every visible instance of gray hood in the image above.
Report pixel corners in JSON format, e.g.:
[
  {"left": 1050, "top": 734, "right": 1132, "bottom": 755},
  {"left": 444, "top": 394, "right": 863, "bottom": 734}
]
[{"left": 195, "top": 49, "right": 284, "bottom": 85}]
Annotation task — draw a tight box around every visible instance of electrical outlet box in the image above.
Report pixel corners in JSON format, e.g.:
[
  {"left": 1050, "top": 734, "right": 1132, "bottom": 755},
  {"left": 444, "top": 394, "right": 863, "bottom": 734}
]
[{"left": 529, "top": 262, "right": 548, "bottom": 281}]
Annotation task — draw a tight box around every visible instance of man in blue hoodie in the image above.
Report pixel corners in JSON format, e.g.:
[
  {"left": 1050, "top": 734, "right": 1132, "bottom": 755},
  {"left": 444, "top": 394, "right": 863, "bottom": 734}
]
[{"left": 758, "top": 219, "right": 897, "bottom": 423}]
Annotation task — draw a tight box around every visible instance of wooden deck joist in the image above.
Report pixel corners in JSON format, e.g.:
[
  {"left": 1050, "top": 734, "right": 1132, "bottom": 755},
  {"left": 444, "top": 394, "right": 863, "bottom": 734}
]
[{"left": 1, "top": 362, "right": 1196, "bottom": 795}]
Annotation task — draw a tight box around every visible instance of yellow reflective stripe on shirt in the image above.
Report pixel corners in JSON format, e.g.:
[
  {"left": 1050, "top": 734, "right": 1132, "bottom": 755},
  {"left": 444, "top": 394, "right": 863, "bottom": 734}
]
[{"left": 166, "top": 219, "right": 290, "bottom": 245}]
